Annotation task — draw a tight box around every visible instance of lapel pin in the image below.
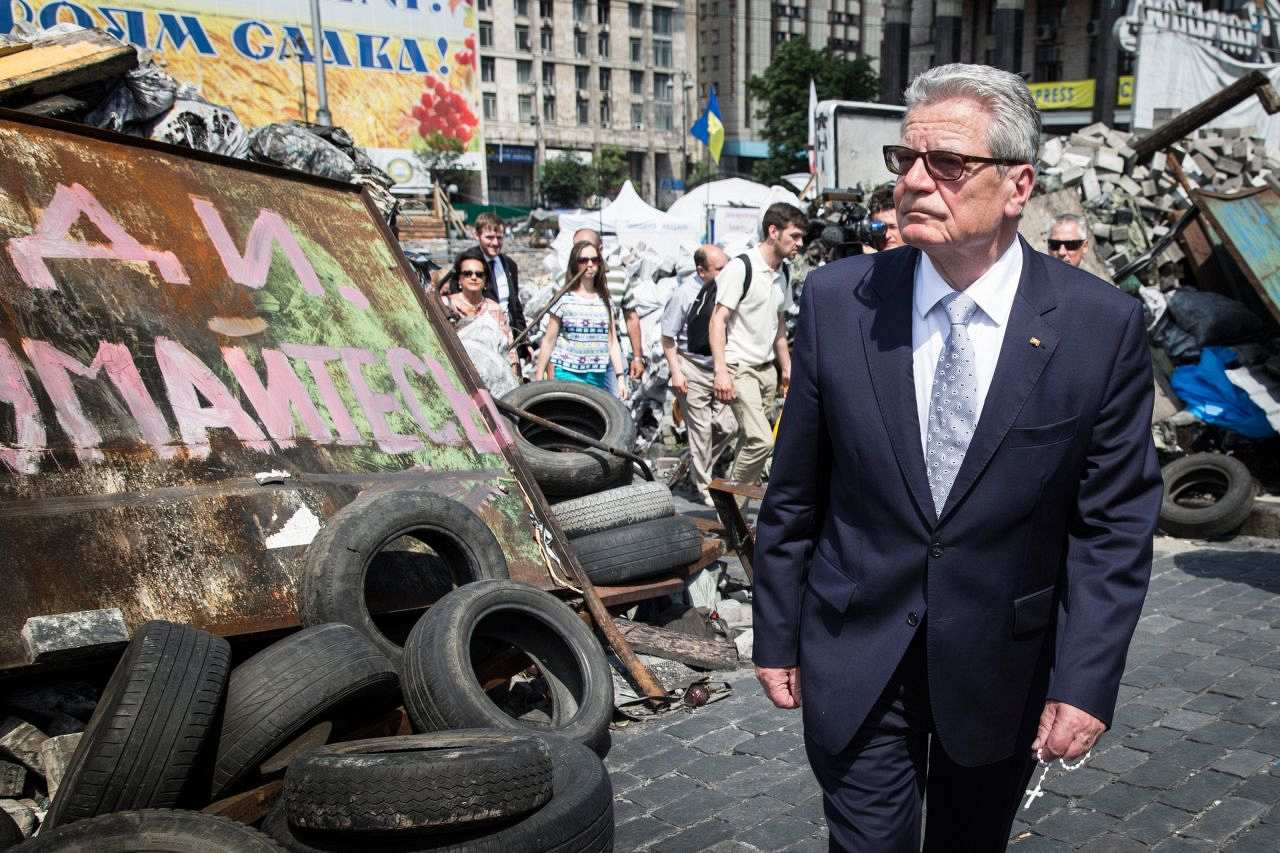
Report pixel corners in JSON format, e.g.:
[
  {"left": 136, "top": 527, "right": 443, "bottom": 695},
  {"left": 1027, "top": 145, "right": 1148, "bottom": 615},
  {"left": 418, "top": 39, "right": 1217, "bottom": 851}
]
[{"left": 1029, "top": 337, "right": 1042, "bottom": 348}]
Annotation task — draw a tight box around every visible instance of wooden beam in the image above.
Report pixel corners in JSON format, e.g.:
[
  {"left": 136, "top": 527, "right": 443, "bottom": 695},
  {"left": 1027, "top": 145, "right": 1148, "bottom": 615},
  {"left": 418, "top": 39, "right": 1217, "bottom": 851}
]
[
  {"left": 0, "top": 30, "right": 137, "bottom": 105},
  {"left": 596, "top": 576, "right": 685, "bottom": 608},
  {"left": 614, "top": 618, "right": 740, "bottom": 671},
  {"left": 1132, "top": 70, "right": 1274, "bottom": 162},
  {"left": 203, "top": 780, "right": 283, "bottom": 825}
]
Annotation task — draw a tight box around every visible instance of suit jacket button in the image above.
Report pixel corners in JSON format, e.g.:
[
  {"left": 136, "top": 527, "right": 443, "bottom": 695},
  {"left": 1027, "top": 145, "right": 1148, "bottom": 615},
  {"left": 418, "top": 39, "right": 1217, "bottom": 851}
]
[
  {"left": 907, "top": 611, "right": 919, "bottom": 627},
  {"left": 930, "top": 545, "right": 943, "bottom": 558}
]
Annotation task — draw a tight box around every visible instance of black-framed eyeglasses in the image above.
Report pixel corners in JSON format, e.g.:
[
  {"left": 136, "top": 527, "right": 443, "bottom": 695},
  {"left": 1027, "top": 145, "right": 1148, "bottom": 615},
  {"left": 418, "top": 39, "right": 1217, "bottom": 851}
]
[
  {"left": 1047, "top": 239, "right": 1085, "bottom": 251},
  {"left": 577, "top": 256, "right": 601, "bottom": 265},
  {"left": 883, "top": 145, "right": 1029, "bottom": 182},
  {"left": 458, "top": 269, "right": 486, "bottom": 279}
]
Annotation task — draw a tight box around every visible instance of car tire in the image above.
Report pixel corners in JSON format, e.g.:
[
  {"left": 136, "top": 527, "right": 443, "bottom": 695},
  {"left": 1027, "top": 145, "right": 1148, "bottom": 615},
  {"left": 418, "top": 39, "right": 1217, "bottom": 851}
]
[
  {"left": 42, "top": 622, "right": 230, "bottom": 830},
  {"left": 1159, "top": 453, "right": 1257, "bottom": 539},
  {"left": 570, "top": 515, "right": 704, "bottom": 585},
  {"left": 262, "top": 734, "right": 611, "bottom": 853},
  {"left": 501, "top": 381, "right": 635, "bottom": 498},
  {"left": 298, "top": 490, "right": 509, "bottom": 667},
  {"left": 14, "top": 809, "right": 283, "bottom": 852},
  {"left": 552, "top": 481, "right": 675, "bottom": 538},
  {"left": 211, "top": 624, "right": 402, "bottom": 799},
  {"left": 401, "top": 581, "right": 613, "bottom": 756},
  {"left": 283, "top": 732, "right": 552, "bottom": 833}
]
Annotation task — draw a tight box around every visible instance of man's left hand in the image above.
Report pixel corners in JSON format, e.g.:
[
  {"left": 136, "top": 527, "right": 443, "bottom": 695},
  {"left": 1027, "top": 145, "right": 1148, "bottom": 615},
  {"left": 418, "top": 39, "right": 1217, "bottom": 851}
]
[
  {"left": 629, "top": 355, "right": 645, "bottom": 380},
  {"left": 779, "top": 364, "right": 791, "bottom": 396},
  {"left": 1032, "top": 701, "right": 1105, "bottom": 763}
]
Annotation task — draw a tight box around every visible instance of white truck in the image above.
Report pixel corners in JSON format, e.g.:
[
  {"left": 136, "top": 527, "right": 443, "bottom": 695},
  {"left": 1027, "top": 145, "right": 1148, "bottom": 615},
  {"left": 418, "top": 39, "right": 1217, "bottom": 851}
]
[{"left": 814, "top": 100, "right": 907, "bottom": 192}]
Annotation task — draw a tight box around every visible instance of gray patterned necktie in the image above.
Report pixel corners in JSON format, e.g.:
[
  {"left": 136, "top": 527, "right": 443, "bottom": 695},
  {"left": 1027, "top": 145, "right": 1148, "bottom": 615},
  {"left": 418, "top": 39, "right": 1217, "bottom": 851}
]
[{"left": 926, "top": 291, "right": 980, "bottom": 517}]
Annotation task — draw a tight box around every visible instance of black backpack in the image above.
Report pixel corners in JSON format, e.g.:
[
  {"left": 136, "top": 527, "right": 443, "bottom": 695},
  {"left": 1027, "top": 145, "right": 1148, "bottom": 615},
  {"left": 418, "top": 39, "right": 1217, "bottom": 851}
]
[{"left": 684, "top": 253, "right": 788, "bottom": 357}]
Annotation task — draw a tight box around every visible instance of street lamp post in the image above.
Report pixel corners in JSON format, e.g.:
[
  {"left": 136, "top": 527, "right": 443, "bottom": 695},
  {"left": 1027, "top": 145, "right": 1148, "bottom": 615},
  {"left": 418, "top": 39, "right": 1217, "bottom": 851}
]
[{"left": 309, "top": 0, "right": 332, "bottom": 126}]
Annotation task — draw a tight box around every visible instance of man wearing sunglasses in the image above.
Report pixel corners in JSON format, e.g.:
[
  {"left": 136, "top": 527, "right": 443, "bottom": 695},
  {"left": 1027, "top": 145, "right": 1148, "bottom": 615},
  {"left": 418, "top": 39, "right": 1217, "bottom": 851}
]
[
  {"left": 752, "top": 64, "right": 1161, "bottom": 851},
  {"left": 1047, "top": 213, "right": 1089, "bottom": 268}
]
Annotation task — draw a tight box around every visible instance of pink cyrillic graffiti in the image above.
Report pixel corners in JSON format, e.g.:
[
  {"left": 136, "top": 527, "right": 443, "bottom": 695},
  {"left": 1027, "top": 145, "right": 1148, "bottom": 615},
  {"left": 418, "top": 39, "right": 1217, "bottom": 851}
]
[
  {"left": 155, "top": 337, "right": 270, "bottom": 458},
  {"left": 7, "top": 183, "right": 189, "bottom": 291},
  {"left": 279, "top": 344, "right": 363, "bottom": 445},
  {"left": 192, "top": 196, "right": 366, "bottom": 308},
  {"left": 340, "top": 348, "right": 424, "bottom": 454},
  {"left": 222, "top": 347, "right": 332, "bottom": 449},
  {"left": 422, "top": 354, "right": 502, "bottom": 454},
  {"left": 386, "top": 347, "right": 462, "bottom": 445},
  {"left": 23, "top": 339, "right": 176, "bottom": 463},
  {"left": 0, "top": 340, "right": 45, "bottom": 475},
  {"left": 473, "top": 388, "right": 515, "bottom": 450}
]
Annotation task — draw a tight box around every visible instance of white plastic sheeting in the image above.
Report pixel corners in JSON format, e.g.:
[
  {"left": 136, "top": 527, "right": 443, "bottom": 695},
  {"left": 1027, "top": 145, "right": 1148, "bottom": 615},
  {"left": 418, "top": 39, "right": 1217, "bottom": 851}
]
[
  {"left": 456, "top": 313, "right": 519, "bottom": 398},
  {"left": 551, "top": 181, "right": 702, "bottom": 273},
  {"left": 665, "top": 178, "right": 805, "bottom": 253}
]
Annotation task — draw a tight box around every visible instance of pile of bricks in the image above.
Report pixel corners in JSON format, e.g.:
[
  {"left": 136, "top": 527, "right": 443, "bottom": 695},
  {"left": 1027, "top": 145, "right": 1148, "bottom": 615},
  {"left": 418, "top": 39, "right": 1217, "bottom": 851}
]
[{"left": 1036, "top": 122, "right": 1280, "bottom": 278}]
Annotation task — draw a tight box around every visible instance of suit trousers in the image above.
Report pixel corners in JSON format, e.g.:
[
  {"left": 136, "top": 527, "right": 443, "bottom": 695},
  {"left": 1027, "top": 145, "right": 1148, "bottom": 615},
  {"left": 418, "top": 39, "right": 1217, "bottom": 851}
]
[
  {"left": 677, "top": 353, "right": 734, "bottom": 501},
  {"left": 805, "top": 630, "right": 1037, "bottom": 852},
  {"left": 728, "top": 361, "right": 777, "bottom": 495}
]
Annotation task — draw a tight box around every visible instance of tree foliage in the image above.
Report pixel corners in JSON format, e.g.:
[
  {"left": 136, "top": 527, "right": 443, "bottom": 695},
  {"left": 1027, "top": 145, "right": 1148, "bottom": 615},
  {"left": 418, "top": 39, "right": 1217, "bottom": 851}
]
[
  {"left": 413, "top": 131, "right": 467, "bottom": 185},
  {"left": 593, "top": 145, "right": 629, "bottom": 197},
  {"left": 746, "top": 40, "right": 878, "bottom": 186},
  {"left": 540, "top": 154, "right": 594, "bottom": 207}
]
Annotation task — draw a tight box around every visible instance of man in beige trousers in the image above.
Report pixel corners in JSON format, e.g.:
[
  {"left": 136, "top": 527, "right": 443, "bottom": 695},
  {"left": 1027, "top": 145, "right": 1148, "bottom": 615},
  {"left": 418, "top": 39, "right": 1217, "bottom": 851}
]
[{"left": 709, "top": 202, "right": 806, "bottom": 499}]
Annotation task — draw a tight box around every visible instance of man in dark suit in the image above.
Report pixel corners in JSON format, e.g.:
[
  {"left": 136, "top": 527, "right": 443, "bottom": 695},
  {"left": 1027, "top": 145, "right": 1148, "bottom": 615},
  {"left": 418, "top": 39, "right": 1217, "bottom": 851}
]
[
  {"left": 752, "top": 64, "right": 1162, "bottom": 851},
  {"left": 474, "top": 212, "right": 528, "bottom": 361}
]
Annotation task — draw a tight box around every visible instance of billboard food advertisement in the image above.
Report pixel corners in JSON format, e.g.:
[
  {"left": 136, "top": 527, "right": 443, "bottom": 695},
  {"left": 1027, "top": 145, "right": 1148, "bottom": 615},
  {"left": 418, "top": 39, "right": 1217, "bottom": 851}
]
[{"left": 1, "top": 0, "right": 481, "bottom": 188}]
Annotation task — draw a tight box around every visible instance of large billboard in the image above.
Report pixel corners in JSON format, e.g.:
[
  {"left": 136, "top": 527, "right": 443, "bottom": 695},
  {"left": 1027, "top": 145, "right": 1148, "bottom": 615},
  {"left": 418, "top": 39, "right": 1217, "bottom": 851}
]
[{"left": 1, "top": 0, "right": 481, "bottom": 189}]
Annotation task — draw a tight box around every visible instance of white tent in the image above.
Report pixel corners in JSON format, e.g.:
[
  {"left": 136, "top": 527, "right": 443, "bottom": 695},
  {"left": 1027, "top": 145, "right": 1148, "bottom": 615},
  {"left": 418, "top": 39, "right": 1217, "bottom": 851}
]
[
  {"left": 666, "top": 178, "right": 805, "bottom": 252},
  {"left": 551, "top": 181, "right": 702, "bottom": 271}
]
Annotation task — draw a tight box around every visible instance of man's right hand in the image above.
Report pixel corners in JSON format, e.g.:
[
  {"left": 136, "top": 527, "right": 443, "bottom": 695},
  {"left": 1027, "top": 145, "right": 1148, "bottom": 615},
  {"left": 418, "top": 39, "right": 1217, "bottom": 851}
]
[
  {"left": 756, "top": 665, "right": 801, "bottom": 709},
  {"left": 714, "top": 369, "right": 737, "bottom": 402},
  {"left": 670, "top": 369, "right": 688, "bottom": 396}
]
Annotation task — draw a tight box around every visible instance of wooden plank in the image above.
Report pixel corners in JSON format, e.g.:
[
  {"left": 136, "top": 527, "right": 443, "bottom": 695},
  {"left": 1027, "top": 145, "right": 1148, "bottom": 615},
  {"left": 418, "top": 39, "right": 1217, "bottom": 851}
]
[
  {"left": 0, "top": 30, "right": 137, "bottom": 105},
  {"left": 0, "top": 41, "right": 31, "bottom": 60},
  {"left": 614, "top": 617, "right": 739, "bottom": 671},
  {"left": 15, "top": 94, "right": 85, "bottom": 117},
  {"left": 202, "top": 780, "right": 283, "bottom": 825},
  {"left": 709, "top": 478, "right": 765, "bottom": 502}
]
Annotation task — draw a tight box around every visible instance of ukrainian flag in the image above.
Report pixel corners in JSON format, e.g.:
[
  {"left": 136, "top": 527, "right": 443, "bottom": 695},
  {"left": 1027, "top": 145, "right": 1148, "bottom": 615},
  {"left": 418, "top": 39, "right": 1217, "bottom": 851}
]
[{"left": 689, "top": 85, "right": 724, "bottom": 164}]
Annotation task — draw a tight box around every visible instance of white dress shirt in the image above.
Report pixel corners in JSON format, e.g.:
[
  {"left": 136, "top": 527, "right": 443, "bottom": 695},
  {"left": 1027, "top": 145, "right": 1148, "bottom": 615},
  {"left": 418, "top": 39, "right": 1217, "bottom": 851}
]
[
  {"left": 911, "top": 239, "right": 1023, "bottom": 454},
  {"left": 489, "top": 255, "right": 511, "bottom": 311}
]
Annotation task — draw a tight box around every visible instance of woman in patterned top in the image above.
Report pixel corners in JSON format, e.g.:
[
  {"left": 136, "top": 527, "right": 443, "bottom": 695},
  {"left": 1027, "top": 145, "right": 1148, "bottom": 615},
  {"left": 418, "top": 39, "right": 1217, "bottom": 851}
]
[
  {"left": 534, "top": 240, "right": 628, "bottom": 400},
  {"left": 443, "top": 247, "right": 518, "bottom": 376}
]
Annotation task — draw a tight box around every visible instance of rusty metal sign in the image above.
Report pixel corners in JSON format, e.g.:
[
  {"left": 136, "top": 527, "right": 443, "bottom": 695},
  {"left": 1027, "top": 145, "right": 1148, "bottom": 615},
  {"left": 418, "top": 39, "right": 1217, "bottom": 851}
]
[
  {"left": 1194, "top": 186, "right": 1280, "bottom": 327},
  {"left": 0, "top": 111, "right": 554, "bottom": 672}
]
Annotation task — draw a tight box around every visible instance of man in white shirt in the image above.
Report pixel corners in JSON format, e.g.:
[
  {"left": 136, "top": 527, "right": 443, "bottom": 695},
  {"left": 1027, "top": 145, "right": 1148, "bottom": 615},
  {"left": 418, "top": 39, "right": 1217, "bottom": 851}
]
[
  {"left": 708, "top": 202, "right": 806, "bottom": 498},
  {"left": 662, "top": 244, "right": 730, "bottom": 506},
  {"left": 474, "top": 212, "right": 527, "bottom": 360}
]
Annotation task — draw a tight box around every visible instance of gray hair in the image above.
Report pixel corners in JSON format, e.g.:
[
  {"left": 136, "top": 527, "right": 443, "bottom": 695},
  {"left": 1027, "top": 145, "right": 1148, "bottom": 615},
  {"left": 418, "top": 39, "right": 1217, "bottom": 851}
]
[
  {"left": 902, "top": 64, "right": 1041, "bottom": 166},
  {"left": 1047, "top": 213, "right": 1088, "bottom": 239}
]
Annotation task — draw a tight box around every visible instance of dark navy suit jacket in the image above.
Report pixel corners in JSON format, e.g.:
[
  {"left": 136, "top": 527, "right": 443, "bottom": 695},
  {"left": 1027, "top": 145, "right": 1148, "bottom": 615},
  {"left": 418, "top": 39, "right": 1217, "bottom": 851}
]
[{"left": 753, "top": 238, "right": 1162, "bottom": 767}]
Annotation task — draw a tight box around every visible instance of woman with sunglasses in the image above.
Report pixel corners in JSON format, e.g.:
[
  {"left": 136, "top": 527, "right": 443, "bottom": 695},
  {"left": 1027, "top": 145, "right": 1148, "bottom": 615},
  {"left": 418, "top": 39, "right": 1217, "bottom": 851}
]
[
  {"left": 534, "top": 240, "right": 628, "bottom": 400},
  {"left": 444, "top": 246, "right": 518, "bottom": 375}
]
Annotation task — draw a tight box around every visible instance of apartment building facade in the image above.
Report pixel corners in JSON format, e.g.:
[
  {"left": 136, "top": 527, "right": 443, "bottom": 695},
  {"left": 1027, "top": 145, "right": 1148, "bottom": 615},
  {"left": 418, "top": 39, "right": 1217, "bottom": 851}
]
[{"left": 477, "top": 0, "right": 694, "bottom": 207}]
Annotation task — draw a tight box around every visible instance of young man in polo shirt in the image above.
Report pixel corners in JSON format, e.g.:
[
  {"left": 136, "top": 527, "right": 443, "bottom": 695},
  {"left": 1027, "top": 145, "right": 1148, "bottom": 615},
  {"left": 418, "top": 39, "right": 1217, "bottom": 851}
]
[{"left": 708, "top": 202, "right": 806, "bottom": 497}]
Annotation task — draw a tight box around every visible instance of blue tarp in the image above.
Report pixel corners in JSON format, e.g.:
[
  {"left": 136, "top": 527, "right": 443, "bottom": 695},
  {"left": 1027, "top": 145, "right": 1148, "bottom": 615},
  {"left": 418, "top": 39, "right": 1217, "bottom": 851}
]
[{"left": 1171, "top": 346, "right": 1276, "bottom": 439}]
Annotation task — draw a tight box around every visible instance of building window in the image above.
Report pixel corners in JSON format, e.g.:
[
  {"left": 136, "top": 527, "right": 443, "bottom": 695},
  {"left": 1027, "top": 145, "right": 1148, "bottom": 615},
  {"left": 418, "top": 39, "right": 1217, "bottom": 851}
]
[
  {"left": 653, "top": 38, "right": 672, "bottom": 67},
  {"left": 541, "top": 27, "right": 553, "bottom": 51},
  {"left": 630, "top": 70, "right": 643, "bottom": 95},
  {"left": 543, "top": 62, "right": 556, "bottom": 88},
  {"left": 573, "top": 0, "right": 587, "bottom": 22},
  {"left": 599, "top": 67, "right": 611, "bottom": 89},
  {"left": 543, "top": 96, "right": 556, "bottom": 123},
  {"left": 575, "top": 65, "right": 590, "bottom": 89},
  {"left": 576, "top": 31, "right": 588, "bottom": 57},
  {"left": 653, "top": 72, "right": 673, "bottom": 130},
  {"left": 483, "top": 92, "right": 498, "bottom": 119},
  {"left": 601, "top": 99, "right": 611, "bottom": 126},
  {"left": 516, "top": 25, "right": 531, "bottom": 51},
  {"left": 519, "top": 94, "right": 534, "bottom": 122},
  {"left": 629, "top": 2, "right": 643, "bottom": 27},
  {"left": 653, "top": 6, "right": 672, "bottom": 34},
  {"left": 478, "top": 0, "right": 489, "bottom": 10},
  {"left": 631, "top": 102, "right": 644, "bottom": 129},
  {"left": 630, "top": 37, "right": 642, "bottom": 62},
  {"left": 598, "top": 0, "right": 610, "bottom": 25},
  {"left": 539, "top": 0, "right": 553, "bottom": 15},
  {"left": 516, "top": 0, "right": 529, "bottom": 15},
  {"left": 578, "top": 100, "right": 590, "bottom": 125},
  {"left": 598, "top": 32, "right": 610, "bottom": 57},
  {"left": 517, "top": 60, "right": 533, "bottom": 83},
  {"left": 481, "top": 57, "right": 496, "bottom": 82},
  {"left": 712, "top": 54, "right": 719, "bottom": 71},
  {"left": 479, "top": 21, "right": 493, "bottom": 48}
]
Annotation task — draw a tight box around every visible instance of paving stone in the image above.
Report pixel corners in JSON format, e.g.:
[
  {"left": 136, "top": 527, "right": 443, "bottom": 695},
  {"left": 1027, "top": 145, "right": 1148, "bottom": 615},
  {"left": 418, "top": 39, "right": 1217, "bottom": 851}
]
[
  {"left": 1233, "top": 769, "right": 1280, "bottom": 805},
  {"left": 786, "top": 791, "right": 827, "bottom": 825},
  {"left": 1150, "top": 836, "right": 1220, "bottom": 851},
  {"left": 0, "top": 761, "right": 23, "bottom": 798},
  {"left": 780, "top": 837, "right": 828, "bottom": 853},
  {"left": 735, "top": 711, "right": 791, "bottom": 735},
  {"left": 1079, "top": 832, "right": 1151, "bottom": 852},
  {"left": 663, "top": 714, "right": 731, "bottom": 741},
  {"left": 626, "top": 746, "right": 704, "bottom": 780},
  {"left": 1134, "top": 688, "right": 1198, "bottom": 710},
  {"left": 612, "top": 797, "right": 647, "bottom": 826},
  {"left": 1085, "top": 781, "right": 1160, "bottom": 818},
  {"left": 1221, "top": 639, "right": 1278, "bottom": 661},
  {"left": 1007, "top": 833, "right": 1066, "bottom": 850},
  {"left": 1043, "top": 766, "right": 1112, "bottom": 797},
  {"left": 1223, "top": 698, "right": 1280, "bottom": 728},
  {"left": 1159, "top": 710, "right": 1218, "bottom": 731},
  {"left": 1222, "top": 824, "right": 1280, "bottom": 852},
  {"left": 0, "top": 719, "right": 47, "bottom": 776},
  {"left": 719, "top": 762, "right": 803, "bottom": 798},
  {"left": 1215, "top": 675, "right": 1267, "bottom": 699},
  {"left": 1028, "top": 806, "right": 1116, "bottom": 843},
  {"left": 1122, "top": 666, "right": 1168, "bottom": 689},
  {"left": 628, "top": 773, "right": 710, "bottom": 809},
  {"left": 652, "top": 788, "right": 736, "bottom": 828},
  {"left": 1185, "top": 692, "right": 1237, "bottom": 714},
  {"left": 735, "top": 814, "right": 823, "bottom": 851},
  {"left": 36, "top": 733, "right": 78, "bottom": 800},
  {"left": 1242, "top": 727, "right": 1280, "bottom": 757},
  {"left": 690, "top": 727, "right": 755, "bottom": 755},
  {"left": 611, "top": 814, "right": 680, "bottom": 851},
  {"left": 1165, "top": 738, "right": 1228, "bottom": 769},
  {"left": 1091, "top": 746, "right": 1151, "bottom": 775},
  {"left": 734, "top": 731, "right": 802, "bottom": 760},
  {"left": 1123, "top": 757, "right": 1197, "bottom": 790},
  {"left": 1115, "top": 703, "right": 1166, "bottom": 730},
  {"left": 1165, "top": 669, "right": 1221, "bottom": 692},
  {"left": 714, "top": 794, "right": 794, "bottom": 831},
  {"left": 1213, "top": 750, "right": 1276, "bottom": 778},
  {"left": 1123, "top": 801, "right": 1197, "bottom": 844},
  {"left": 1187, "top": 655, "right": 1247, "bottom": 676},
  {"left": 704, "top": 842, "right": 763, "bottom": 853},
  {"left": 1181, "top": 796, "right": 1268, "bottom": 843},
  {"left": 1159, "top": 770, "right": 1242, "bottom": 811},
  {"left": 681, "top": 754, "right": 761, "bottom": 786},
  {"left": 1187, "top": 720, "right": 1257, "bottom": 748}
]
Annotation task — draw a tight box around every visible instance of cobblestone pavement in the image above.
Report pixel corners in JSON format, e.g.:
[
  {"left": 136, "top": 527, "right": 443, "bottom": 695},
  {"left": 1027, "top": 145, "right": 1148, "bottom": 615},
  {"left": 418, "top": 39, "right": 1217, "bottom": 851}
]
[{"left": 604, "top": 537, "right": 1280, "bottom": 852}]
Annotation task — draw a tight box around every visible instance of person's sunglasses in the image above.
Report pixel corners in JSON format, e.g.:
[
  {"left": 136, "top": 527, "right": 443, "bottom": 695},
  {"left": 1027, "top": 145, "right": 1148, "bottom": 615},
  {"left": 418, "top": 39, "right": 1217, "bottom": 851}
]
[
  {"left": 883, "top": 145, "right": 1028, "bottom": 182},
  {"left": 1048, "top": 239, "right": 1085, "bottom": 251},
  {"left": 458, "top": 269, "right": 486, "bottom": 278},
  {"left": 577, "top": 256, "right": 601, "bottom": 265}
]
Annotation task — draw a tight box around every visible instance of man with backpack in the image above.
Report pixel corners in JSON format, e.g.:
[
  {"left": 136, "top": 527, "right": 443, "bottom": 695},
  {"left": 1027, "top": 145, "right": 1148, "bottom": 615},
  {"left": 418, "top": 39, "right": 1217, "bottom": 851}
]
[
  {"left": 708, "top": 202, "right": 807, "bottom": 498},
  {"left": 662, "top": 244, "right": 730, "bottom": 506}
]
